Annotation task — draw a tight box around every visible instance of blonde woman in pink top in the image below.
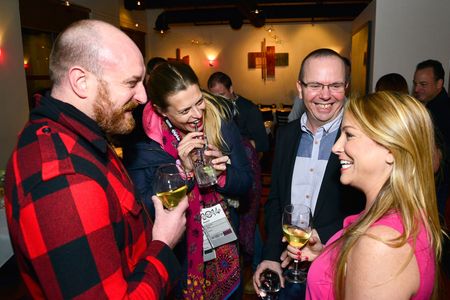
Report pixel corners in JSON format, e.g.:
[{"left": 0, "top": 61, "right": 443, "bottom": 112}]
[{"left": 283, "top": 92, "right": 443, "bottom": 299}]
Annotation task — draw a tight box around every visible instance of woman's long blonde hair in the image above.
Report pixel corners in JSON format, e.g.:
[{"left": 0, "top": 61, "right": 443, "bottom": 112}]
[
  {"left": 333, "top": 91, "right": 442, "bottom": 299},
  {"left": 202, "top": 91, "right": 231, "bottom": 152}
]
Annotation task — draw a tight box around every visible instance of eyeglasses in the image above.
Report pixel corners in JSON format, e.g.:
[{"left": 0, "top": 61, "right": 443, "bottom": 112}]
[{"left": 299, "top": 80, "right": 347, "bottom": 92}]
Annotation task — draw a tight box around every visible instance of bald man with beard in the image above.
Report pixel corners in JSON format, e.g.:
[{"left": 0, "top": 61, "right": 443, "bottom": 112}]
[{"left": 4, "top": 19, "right": 187, "bottom": 299}]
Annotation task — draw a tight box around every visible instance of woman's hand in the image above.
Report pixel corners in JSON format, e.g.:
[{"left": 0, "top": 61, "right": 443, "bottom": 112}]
[
  {"left": 280, "top": 248, "right": 293, "bottom": 269},
  {"left": 204, "top": 144, "right": 229, "bottom": 176},
  {"left": 281, "top": 229, "right": 324, "bottom": 267},
  {"left": 176, "top": 132, "right": 205, "bottom": 172}
]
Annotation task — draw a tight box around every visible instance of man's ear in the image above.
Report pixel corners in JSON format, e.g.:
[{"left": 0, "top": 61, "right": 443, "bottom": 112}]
[
  {"left": 230, "top": 85, "right": 234, "bottom": 95},
  {"left": 437, "top": 78, "right": 444, "bottom": 90},
  {"left": 68, "top": 67, "right": 89, "bottom": 98},
  {"left": 296, "top": 80, "right": 303, "bottom": 98}
]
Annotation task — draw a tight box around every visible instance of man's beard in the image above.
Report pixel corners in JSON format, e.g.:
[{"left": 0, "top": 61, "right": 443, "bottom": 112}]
[{"left": 93, "top": 80, "right": 138, "bottom": 135}]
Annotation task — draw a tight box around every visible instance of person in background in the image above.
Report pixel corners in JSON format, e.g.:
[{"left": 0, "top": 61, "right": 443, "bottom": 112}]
[
  {"left": 286, "top": 91, "right": 443, "bottom": 299},
  {"left": 413, "top": 59, "right": 450, "bottom": 215},
  {"left": 139, "top": 62, "right": 252, "bottom": 299},
  {"left": 121, "top": 57, "right": 167, "bottom": 214},
  {"left": 414, "top": 59, "right": 450, "bottom": 293},
  {"left": 4, "top": 19, "right": 187, "bottom": 299},
  {"left": 208, "top": 71, "right": 269, "bottom": 157},
  {"left": 253, "top": 48, "right": 364, "bottom": 299},
  {"left": 375, "top": 72, "right": 409, "bottom": 94},
  {"left": 287, "top": 96, "right": 305, "bottom": 122},
  {"left": 145, "top": 56, "right": 166, "bottom": 85},
  {"left": 208, "top": 71, "right": 268, "bottom": 282},
  {"left": 342, "top": 56, "right": 352, "bottom": 97}
]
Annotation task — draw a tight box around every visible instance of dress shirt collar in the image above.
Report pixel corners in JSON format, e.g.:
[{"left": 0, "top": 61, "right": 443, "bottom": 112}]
[{"left": 300, "top": 108, "right": 344, "bottom": 135}]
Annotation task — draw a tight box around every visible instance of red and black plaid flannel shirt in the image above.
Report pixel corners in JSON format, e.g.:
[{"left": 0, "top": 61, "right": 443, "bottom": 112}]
[{"left": 5, "top": 96, "right": 180, "bottom": 299}]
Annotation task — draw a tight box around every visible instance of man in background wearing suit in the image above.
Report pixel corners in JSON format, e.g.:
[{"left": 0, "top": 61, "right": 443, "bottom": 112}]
[
  {"left": 253, "top": 48, "right": 364, "bottom": 299},
  {"left": 413, "top": 59, "right": 450, "bottom": 215}
]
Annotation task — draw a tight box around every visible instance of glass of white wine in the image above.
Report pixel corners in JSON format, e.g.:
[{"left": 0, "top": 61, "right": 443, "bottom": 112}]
[
  {"left": 282, "top": 204, "right": 312, "bottom": 283},
  {"left": 153, "top": 163, "right": 188, "bottom": 210}
]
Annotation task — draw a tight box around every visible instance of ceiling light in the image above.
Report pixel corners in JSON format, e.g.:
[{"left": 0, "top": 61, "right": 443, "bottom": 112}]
[
  {"left": 154, "top": 13, "right": 170, "bottom": 33},
  {"left": 252, "top": 8, "right": 263, "bottom": 15}
]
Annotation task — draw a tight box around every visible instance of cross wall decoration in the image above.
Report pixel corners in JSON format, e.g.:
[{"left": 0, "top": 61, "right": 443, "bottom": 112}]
[{"left": 247, "top": 38, "right": 289, "bottom": 82}]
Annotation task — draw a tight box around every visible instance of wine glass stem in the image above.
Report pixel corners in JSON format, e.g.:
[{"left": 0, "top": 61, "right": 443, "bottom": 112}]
[{"left": 293, "top": 259, "right": 299, "bottom": 274}]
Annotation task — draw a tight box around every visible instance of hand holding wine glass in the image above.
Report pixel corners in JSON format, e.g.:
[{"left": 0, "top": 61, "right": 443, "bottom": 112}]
[
  {"left": 282, "top": 229, "right": 323, "bottom": 267},
  {"left": 282, "top": 204, "right": 312, "bottom": 283},
  {"left": 153, "top": 163, "right": 188, "bottom": 209},
  {"left": 259, "top": 269, "right": 281, "bottom": 299},
  {"left": 151, "top": 194, "right": 188, "bottom": 249}
]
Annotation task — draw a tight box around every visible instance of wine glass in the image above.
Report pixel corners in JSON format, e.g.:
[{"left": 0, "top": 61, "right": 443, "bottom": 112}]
[
  {"left": 282, "top": 204, "right": 312, "bottom": 283},
  {"left": 153, "top": 163, "right": 188, "bottom": 209},
  {"left": 259, "top": 269, "right": 281, "bottom": 299}
]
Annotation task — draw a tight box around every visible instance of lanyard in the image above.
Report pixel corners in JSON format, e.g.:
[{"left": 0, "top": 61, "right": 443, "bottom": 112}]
[{"left": 164, "top": 117, "right": 182, "bottom": 143}]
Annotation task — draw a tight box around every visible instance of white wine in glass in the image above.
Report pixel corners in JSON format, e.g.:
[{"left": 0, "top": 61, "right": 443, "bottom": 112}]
[
  {"left": 282, "top": 224, "right": 311, "bottom": 248},
  {"left": 282, "top": 204, "right": 312, "bottom": 283},
  {"left": 154, "top": 163, "right": 188, "bottom": 209}
]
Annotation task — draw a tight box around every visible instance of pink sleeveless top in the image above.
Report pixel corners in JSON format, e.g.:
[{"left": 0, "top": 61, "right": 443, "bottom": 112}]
[{"left": 306, "top": 212, "right": 435, "bottom": 300}]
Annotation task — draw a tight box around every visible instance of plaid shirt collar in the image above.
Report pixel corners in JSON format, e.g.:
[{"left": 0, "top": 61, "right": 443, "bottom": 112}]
[{"left": 32, "top": 95, "right": 108, "bottom": 154}]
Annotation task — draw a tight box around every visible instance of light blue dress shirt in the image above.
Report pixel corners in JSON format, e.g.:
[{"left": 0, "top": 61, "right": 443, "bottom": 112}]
[{"left": 291, "top": 109, "right": 343, "bottom": 215}]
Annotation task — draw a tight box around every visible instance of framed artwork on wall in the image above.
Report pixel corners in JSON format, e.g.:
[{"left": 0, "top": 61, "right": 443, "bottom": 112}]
[
  {"left": 248, "top": 38, "right": 288, "bottom": 82},
  {"left": 350, "top": 21, "right": 371, "bottom": 96}
]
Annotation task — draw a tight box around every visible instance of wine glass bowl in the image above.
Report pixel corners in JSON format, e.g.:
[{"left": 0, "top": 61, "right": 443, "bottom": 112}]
[
  {"left": 153, "top": 163, "right": 188, "bottom": 209},
  {"left": 282, "top": 223, "right": 311, "bottom": 248},
  {"left": 282, "top": 204, "right": 312, "bottom": 283},
  {"left": 259, "top": 269, "right": 281, "bottom": 299}
]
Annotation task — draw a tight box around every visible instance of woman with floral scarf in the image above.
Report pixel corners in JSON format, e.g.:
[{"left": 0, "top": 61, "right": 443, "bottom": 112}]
[{"left": 123, "top": 62, "right": 252, "bottom": 299}]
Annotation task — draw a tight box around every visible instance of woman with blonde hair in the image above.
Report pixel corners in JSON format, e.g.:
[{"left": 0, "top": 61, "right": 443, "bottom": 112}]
[
  {"left": 123, "top": 62, "right": 252, "bottom": 299},
  {"left": 284, "top": 91, "right": 442, "bottom": 299}
]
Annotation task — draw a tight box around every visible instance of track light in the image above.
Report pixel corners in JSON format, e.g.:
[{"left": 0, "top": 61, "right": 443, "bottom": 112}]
[{"left": 154, "top": 13, "right": 170, "bottom": 33}]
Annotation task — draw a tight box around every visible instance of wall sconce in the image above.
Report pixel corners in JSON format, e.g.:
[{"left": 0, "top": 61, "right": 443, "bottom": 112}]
[
  {"left": 24, "top": 59, "right": 29, "bottom": 69},
  {"left": 207, "top": 55, "right": 216, "bottom": 67},
  {"left": 265, "top": 25, "right": 274, "bottom": 33}
]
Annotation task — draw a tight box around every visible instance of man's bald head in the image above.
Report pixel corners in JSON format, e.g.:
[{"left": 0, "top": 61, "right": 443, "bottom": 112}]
[{"left": 49, "top": 19, "right": 133, "bottom": 87}]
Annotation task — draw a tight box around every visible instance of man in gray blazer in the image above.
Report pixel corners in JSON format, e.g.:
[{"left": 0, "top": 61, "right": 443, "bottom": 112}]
[{"left": 253, "top": 48, "right": 364, "bottom": 298}]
